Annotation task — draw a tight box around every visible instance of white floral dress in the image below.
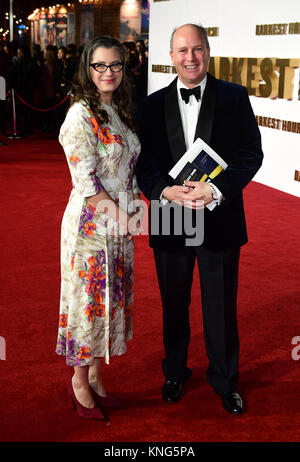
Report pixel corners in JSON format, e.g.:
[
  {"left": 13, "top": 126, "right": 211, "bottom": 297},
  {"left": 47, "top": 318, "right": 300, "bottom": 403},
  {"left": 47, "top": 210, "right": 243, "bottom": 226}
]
[{"left": 55, "top": 101, "right": 141, "bottom": 366}]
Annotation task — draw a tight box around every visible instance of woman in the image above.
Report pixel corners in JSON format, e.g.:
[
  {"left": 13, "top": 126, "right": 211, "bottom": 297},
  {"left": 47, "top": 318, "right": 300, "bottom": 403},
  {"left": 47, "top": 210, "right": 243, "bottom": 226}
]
[
  {"left": 35, "top": 44, "right": 59, "bottom": 133},
  {"left": 56, "top": 36, "right": 141, "bottom": 420}
]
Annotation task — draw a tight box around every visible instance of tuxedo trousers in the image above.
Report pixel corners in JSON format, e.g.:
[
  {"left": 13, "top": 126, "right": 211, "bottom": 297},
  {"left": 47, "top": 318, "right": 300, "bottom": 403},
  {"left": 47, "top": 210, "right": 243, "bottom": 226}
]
[{"left": 153, "top": 245, "right": 241, "bottom": 394}]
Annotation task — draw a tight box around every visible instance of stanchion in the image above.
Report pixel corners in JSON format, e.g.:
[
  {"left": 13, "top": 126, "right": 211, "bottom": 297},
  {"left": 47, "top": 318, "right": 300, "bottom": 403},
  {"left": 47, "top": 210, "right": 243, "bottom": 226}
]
[
  {"left": 8, "top": 89, "right": 21, "bottom": 139},
  {"left": 6, "top": 90, "right": 70, "bottom": 140},
  {"left": 0, "top": 76, "right": 7, "bottom": 145}
]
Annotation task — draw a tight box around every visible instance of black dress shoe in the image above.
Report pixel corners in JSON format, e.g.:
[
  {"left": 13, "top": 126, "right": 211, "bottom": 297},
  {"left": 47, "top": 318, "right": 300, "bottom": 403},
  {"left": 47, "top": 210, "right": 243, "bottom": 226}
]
[
  {"left": 162, "top": 379, "right": 182, "bottom": 403},
  {"left": 221, "top": 391, "right": 244, "bottom": 415}
]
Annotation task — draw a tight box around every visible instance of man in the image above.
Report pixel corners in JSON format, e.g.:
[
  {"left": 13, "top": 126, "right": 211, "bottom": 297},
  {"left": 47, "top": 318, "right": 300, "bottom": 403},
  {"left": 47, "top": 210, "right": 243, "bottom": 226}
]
[{"left": 135, "top": 24, "right": 263, "bottom": 414}]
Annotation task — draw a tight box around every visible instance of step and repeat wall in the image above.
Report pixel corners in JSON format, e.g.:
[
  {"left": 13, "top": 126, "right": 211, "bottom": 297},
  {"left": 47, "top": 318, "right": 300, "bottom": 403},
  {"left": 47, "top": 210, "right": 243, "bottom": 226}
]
[{"left": 148, "top": 0, "right": 300, "bottom": 197}]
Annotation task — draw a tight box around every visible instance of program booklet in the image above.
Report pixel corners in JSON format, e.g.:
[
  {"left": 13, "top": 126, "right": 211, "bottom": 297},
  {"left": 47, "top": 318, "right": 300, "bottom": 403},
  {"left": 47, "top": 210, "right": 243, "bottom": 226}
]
[{"left": 168, "top": 137, "right": 227, "bottom": 210}]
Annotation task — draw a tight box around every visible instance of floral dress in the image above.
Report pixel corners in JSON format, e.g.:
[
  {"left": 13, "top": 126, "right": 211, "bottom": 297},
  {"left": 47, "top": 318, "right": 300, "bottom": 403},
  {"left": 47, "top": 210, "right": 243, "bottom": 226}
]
[{"left": 55, "top": 101, "right": 141, "bottom": 366}]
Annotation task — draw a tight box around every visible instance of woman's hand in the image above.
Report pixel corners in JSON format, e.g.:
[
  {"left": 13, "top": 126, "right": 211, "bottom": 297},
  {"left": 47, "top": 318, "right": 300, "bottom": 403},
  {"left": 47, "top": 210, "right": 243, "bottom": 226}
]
[
  {"left": 87, "top": 191, "right": 143, "bottom": 239},
  {"left": 118, "top": 209, "right": 142, "bottom": 240}
]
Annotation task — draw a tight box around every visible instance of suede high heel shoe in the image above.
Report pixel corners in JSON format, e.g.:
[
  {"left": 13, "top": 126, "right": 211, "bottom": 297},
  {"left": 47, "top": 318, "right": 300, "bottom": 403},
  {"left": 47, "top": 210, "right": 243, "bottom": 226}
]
[
  {"left": 94, "top": 393, "right": 122, "bottom": 408},
  {"left": 90, "top": 385, "right": 122, "bottom": 408},
  {"left": 67, "top": 380, "right": 105, "bottom": 420}
]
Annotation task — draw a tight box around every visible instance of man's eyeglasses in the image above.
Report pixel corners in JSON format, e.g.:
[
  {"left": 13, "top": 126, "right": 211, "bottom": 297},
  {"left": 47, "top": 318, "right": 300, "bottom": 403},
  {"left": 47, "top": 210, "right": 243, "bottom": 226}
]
[{"left": 90, "top": 62, "right": 124, "bottom": 73}]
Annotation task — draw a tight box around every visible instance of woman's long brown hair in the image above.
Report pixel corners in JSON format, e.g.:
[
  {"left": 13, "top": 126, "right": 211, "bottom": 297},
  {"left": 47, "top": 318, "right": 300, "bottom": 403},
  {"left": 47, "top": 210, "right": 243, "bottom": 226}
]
[{"left": 71, "top": 36, "right": 136, "bottom": 132}]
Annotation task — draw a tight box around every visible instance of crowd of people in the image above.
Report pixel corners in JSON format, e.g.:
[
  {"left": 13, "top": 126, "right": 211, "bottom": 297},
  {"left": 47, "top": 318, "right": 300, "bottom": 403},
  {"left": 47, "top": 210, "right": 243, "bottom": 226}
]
[{"left": 0, "top": 38, "right": 148, "bottom": 137}]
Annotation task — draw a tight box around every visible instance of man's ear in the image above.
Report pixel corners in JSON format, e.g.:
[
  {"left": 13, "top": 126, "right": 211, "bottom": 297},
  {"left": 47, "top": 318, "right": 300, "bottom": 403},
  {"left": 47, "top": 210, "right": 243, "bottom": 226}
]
[{"left": 169, "top": 50, "right": 174, "bottom": 65}]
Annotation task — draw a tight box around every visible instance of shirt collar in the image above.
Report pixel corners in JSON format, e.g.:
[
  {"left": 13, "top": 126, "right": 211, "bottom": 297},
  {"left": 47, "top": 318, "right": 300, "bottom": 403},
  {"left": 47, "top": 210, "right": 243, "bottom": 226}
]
[{"left": 177, "top": 74, "right": 207, "bottom": 97}]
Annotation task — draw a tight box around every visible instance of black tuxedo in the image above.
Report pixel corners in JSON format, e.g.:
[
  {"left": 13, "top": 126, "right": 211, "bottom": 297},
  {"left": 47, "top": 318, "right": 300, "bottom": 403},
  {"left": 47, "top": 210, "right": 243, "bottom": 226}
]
[{"left": 135, "top": 73, "right": 263, "bottom": 393}]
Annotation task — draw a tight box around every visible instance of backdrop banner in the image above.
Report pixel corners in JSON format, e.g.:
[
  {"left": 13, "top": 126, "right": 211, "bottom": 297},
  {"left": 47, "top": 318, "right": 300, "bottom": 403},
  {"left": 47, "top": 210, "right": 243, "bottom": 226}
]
[{"left": 148, "top": 0, "right": 300, "bottom": 197}]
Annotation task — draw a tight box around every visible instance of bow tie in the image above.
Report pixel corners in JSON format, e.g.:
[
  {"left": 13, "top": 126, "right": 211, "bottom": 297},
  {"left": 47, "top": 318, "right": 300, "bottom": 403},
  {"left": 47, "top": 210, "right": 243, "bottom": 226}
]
[{"left": 180, "top": 86, "right": 201, "bottom": 104}]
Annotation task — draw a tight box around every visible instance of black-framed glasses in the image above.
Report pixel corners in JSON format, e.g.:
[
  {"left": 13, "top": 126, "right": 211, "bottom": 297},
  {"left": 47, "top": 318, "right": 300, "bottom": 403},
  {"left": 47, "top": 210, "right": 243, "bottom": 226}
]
[{"left": 90, "top": 62, "right": 124, "bottom": 73}]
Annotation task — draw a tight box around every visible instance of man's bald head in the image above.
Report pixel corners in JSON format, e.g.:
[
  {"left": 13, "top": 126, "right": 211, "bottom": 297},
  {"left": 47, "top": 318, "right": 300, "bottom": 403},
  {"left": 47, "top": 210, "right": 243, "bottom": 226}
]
[{"left": 170, "top": 24, "right": 210, "bottom": 52}]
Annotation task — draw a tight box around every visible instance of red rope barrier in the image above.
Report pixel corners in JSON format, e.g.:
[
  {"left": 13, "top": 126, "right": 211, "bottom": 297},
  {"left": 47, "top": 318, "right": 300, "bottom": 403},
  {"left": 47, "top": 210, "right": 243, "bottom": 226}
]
[{"left": 14, "top": 92, "right": 70, "bottom": 112}]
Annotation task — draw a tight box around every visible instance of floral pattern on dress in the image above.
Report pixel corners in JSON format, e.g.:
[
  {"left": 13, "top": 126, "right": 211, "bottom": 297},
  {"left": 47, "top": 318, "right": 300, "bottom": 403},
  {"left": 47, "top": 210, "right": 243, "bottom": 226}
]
[
  {"left": 59, "top": 314, "right": 68, "bottom": 328},
  {"left": 99, "top": 127, "right": 123, "bottom": 146},
  {"left": 78, "top": 250, "right": 107, "bottom": 322},
  {"left": 90, "top": 168, "right": 104, "bottom": 193},
  {"left": 69, "top": 155, "right": 80, "bottom": 166},
  {"left": 78, "top": 200, "right": 97, "bottom": 237},
  {"left": 87, "top": 108, "right": 123, "bottom": 147},
  {"left": 56, "top": 332, "right": 92, "bottom": 367},
  {"left": 56, "top": 101, "right": 140, "bottom": 366}
]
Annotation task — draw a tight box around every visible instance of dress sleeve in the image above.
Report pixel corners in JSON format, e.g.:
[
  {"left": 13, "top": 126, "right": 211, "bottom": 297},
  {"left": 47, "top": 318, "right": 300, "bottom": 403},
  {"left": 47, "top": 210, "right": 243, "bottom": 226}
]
[{"left": 59, "top": 103, "right": 105, "bottom": 197}]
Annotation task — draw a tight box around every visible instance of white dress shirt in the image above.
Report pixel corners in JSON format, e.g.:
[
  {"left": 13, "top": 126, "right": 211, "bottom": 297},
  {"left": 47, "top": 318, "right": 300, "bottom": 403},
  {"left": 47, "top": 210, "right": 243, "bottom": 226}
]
[
  {"left": 161, "top": 76, "right": 224, "bottom": 208},
  {"left": 177, "top": 76, "right": 206, "bottom": 150}
]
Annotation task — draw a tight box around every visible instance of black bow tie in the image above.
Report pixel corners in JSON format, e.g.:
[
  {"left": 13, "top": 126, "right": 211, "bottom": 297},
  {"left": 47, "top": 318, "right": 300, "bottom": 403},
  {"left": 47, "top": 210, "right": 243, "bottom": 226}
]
[{"left": 180, "top": 86, "right": 201, "bottom": 104}]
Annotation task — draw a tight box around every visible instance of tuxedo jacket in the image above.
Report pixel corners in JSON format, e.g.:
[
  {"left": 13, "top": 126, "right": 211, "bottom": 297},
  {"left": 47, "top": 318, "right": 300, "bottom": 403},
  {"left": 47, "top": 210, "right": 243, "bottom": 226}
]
[{"left": 135, "top": 73, "right": 263, "bottom": 251}]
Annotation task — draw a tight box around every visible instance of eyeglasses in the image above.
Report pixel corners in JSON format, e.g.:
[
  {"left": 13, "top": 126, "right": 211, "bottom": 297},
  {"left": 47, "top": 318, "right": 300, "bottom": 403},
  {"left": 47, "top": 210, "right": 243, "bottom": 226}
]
[{"left": 90, "top": 62, "right": 124, "bottom": 73}]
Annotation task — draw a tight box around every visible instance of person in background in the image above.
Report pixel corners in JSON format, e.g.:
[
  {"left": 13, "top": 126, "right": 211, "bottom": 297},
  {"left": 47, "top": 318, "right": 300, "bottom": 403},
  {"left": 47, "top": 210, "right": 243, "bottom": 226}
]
[
  {"left": 34, "top": 44, "right": 58, "bottom": 133},
  {"left": 135, "top": 23, "right": 263, "bottom": 415},
  {"left": 133, "top": 39, "right": 148, "bottom": 107},
  {"left": 32, "top": 44, "right": 44, "bottom": 114},
  {"left": 0, "top": 42, "right": 9, "bottom": 137},
  {"left": 32, "top": 44, "right": 44, "bottom": 69},
  {"left": 55, "top": 36, "right": 141, "bottom": 420},
  {"left": 55, "top": 46, "right": 71, "bottom": 128},
  {"left": 66, "top": 43, "right": 79, "bottom": 79},
  {"left": 9, "top": 45, "right": 36, "bottom": 136},
  {"left": 56, "top": 47, "right": 68, "bottom": 93},
  {"left": 123, "top": 41, "right": 139, "bottom": 87}
]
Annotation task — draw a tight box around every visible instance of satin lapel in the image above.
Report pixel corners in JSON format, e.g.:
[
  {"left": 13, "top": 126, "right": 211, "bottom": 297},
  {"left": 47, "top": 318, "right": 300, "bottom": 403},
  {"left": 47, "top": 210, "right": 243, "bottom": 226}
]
[
  {"left": 164, "top": 77, "right": 187, "bottom": 164},
  {"left": 194, "top": 73, "right": 217, "bottom": 145}
]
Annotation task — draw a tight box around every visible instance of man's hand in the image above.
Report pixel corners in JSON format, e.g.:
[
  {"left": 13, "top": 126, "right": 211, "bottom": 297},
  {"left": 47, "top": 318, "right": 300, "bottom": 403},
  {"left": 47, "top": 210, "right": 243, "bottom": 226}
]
[
  {"left": 162, "top": 185, "right": 204, "bottom": 209},
  {"left": 183, "top": 180, "right": 213, "bottom": 206}
]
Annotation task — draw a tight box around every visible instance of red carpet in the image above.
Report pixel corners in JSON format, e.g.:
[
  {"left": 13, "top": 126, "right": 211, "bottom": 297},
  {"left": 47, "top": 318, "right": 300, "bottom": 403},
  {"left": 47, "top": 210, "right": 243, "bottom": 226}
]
[{"left": 0, "top": 134, "right": 300, "bottom": 443}]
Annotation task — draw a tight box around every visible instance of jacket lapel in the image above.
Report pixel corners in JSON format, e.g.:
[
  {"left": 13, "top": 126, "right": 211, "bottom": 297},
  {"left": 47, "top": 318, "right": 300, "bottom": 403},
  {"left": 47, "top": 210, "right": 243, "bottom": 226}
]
[
  {"left": 165, "top": 74, "right": 217, "bottom": 164},
  {"left": 164, "top": 77, "right": 186, "bottom": 164},
  {"left": 194, "top": 73, "right": 217, "bottom": 145}
]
